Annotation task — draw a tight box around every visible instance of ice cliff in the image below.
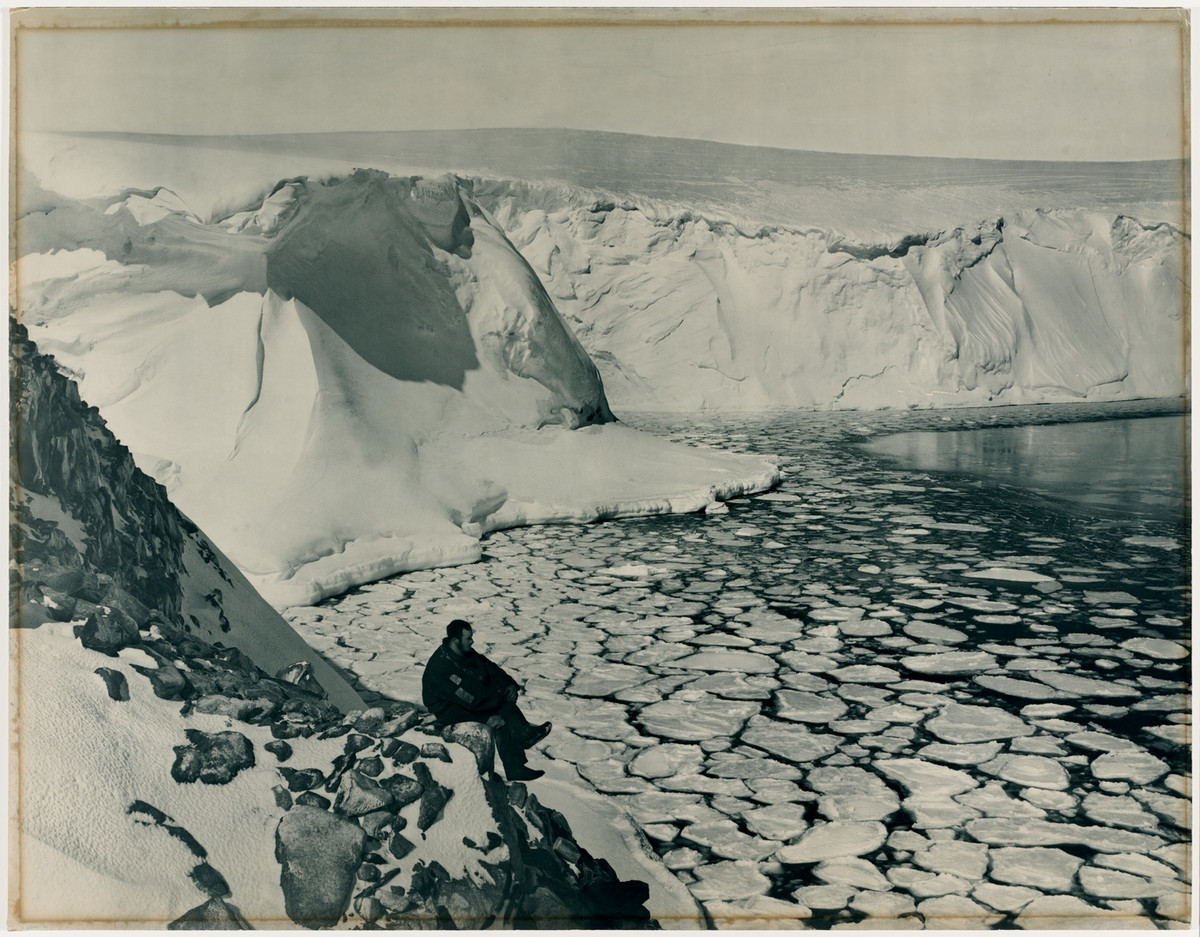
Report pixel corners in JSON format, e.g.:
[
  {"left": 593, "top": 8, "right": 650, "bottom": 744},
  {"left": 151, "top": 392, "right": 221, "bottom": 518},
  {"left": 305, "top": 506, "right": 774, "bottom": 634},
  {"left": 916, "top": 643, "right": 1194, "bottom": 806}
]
[
  {"left": 15, "top": 152, "right": 781, "bottom": 606},
  {"left": 476, "top": 180, "right": 1187, "bottom": 411},
  {"left": 11, "top": 321, "right": 657, "bottom": 928}
]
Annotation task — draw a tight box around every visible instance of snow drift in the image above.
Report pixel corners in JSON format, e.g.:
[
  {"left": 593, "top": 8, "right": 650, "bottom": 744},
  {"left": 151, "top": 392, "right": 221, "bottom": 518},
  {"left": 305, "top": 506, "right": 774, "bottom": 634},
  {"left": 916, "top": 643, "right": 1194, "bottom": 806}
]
[
  {"left": 478, "top": 180, "right": 1187, "bottom": 411},
  {"left": 15, "top": 143, "right": 781, "bottom": 606}
]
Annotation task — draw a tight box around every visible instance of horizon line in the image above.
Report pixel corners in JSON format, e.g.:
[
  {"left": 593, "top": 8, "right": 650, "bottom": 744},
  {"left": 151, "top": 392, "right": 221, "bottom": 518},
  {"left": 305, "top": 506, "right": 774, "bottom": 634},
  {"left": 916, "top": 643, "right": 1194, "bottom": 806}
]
[{"left": 22, "top": 126, "right": 1186, "bottom": 167}]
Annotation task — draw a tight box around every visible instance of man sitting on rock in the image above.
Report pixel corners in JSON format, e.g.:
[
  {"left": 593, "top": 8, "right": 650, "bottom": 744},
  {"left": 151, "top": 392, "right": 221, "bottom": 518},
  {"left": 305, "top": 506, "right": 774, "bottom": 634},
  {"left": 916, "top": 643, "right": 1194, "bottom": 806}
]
[{"left": 422, "top": 619, "right": 552, "bottom": 782}]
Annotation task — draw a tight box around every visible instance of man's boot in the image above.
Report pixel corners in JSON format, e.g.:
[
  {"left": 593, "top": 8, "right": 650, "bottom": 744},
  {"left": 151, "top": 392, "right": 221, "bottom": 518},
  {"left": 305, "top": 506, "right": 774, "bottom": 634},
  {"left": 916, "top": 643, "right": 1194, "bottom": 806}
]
[
  {"left": 520, "top": 722, "right": 553, "bottom": 748},
  {"left": 496, "top": 725, "right": 544, "bottom": 781}
]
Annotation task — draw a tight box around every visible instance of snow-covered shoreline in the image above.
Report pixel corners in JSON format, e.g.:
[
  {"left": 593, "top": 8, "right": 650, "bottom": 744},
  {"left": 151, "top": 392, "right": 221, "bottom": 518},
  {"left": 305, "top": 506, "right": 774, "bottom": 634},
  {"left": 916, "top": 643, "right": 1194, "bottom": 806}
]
[{"left": 244, "top": 452, "right": 784, "bottom": 610}]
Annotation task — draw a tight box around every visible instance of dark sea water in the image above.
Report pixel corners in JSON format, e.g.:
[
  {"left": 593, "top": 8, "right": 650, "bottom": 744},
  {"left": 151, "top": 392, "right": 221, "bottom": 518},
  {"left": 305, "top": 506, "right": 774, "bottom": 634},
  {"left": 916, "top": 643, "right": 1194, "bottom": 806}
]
[{"left": 860, "top": 414, "right": 1190, "bottom": 521}]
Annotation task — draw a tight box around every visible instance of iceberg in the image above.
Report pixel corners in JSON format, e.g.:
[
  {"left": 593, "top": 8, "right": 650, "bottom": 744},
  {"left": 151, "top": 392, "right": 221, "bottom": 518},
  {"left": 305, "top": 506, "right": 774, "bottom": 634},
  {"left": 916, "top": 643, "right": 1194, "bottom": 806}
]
[{"left": 15, "top": 140, "right": 781, "bottom": 606}]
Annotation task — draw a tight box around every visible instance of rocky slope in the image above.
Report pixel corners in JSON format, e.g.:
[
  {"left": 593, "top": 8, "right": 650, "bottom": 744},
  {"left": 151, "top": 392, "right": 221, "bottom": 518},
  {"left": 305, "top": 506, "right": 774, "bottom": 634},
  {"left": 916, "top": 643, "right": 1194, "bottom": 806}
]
[
  {"left": 10, "top": 320, "right": 655, "bottom": 928},
  {"left": 10, "top": 320, "right": 359, "bottom": 708}
]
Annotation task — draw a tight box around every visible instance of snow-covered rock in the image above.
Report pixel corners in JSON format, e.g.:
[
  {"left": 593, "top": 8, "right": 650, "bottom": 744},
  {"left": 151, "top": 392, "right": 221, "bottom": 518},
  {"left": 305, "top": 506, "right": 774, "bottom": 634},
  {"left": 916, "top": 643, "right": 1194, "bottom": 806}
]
[{"left": 10, "top": 321, "right": 359, "bottom": 709}]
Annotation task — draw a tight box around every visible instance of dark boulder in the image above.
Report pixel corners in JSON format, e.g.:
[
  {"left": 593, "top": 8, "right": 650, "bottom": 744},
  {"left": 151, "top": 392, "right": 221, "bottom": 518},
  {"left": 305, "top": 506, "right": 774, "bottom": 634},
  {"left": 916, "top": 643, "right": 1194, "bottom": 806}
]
[
  {"left": 168, "top": 897, "right": 251, "bottom": 930},
  {"left": 143, "top": 610, "right": 187, "bottom": 643},
  {"left": 335, "top": 769, "right": 394, "bottom": 818},
  {"left": 359, "top": 810, "right": 394, "bottom": 840},
  {"left": 379, "top": 773, "right": 423, "bottom": 808},
  {"left": 188, "top": 862, "right": 231, "bottom": 899},
  {"left": 270, "top": 721, "right": 303, "bottom": 740},
  {"left": 523, "top": 886, "right": 574, "bottom": 928},
  {"left": 279, "top": 767, "right": 325, "bottom": 792},
  {"left": 94, "top": 667, "right": 130, "bottom": 701},
  {"left": 382, "top": 738, "right": 420, "bottom": 763},
  {"left": 389, "top": 831, "right": 416, "bottom": 861},
  {"left": 171, "top": 730, "right": 254, "bottom": 785},
  {"left": 352, "top": 707, "right": 387, "bottom": 735},
  {"left": 552, "top": 837, "right": 581, "bottom": 865},
  {"left": 74, "top": 571, "right": 112, "bottom": 605},
  {"left": 99, "top": 583, "right": 152, "bottom": 628},
  {"left": 275, "top": 661, "right": 325, "bottom": 698},
  {"left": 357, "top": 861, "right": 382, "bottom": 884},
  {"left": 37, "top": 566, "right": 85, "bottom": 596},
  {"left": 380, "top": 706, "right": 420, "bottom": 736},
  {"left": 581, "top": 879, "right": 654, "bottom": 928},
  {"left": 443, "top": 722, "right": 495, "bottom": 776},
  {"left": 210, "top": 644, "right": 258, "bottom": 675},
  {"left": 344, "top": 733, "right": 373, "bottom": 755},
  {"left": 322, "top": 753, "right": 355, "bottom": 793},
  {"left": 193, "top": 695, "right": 279, "bottom": 724},
  {"left": 132, "top": 658, "right": 193, "bottom": 702},
  {"left": 76, "top": 606, "right": 139, "bottom": 655},
  {"left": 409, "top": 859, "right": 504, "bottom": 929},
  {"left": 353, "top": 895, "right": 384, "bottom": 924},
  {"left": 275, "top": 804, "right": 367, "bottom": 928},
  {"left": 412, "top": 762, "right": 453, "bottom": 832},
  {"left": 38, "top": 586, "right": 77, "bottom": 621},
  {"left": 420, "top": 742, "right": 452, "bottom": 763}
]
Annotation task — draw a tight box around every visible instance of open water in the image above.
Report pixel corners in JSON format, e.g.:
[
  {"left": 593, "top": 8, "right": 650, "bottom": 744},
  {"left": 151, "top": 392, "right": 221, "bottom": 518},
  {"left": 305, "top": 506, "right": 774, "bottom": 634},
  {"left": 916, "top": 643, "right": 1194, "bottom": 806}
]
[
  {"left": 861, "top": 414, "right": 1188, "bottom": 521},
  {"left": 288, "top": 399, "right": 1191, "bottom": 928}
]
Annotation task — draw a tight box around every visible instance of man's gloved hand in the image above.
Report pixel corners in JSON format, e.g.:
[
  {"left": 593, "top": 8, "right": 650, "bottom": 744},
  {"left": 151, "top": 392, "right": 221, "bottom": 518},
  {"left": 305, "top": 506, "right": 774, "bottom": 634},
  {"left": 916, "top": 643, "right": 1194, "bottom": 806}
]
[{"left": 503, "top": 685, "right": 519, "bottom": 704}]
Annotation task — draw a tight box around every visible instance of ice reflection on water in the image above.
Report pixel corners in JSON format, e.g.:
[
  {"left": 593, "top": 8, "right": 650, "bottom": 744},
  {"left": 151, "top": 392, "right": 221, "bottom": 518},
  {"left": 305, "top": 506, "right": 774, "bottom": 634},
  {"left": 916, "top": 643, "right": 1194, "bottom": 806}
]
[
  {"left": 290, "top": 399, "right": 1191, "bottom": 927},
  {"left": 861, "top": 414, "right": 1189, "bottom": 519}
]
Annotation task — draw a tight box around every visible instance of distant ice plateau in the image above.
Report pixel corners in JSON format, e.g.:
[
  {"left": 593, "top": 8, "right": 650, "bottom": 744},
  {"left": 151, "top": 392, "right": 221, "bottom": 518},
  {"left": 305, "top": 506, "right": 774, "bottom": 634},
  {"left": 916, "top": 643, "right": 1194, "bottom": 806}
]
[{"left": 13, "top": 130, "right": 1186, "bottom": 602}]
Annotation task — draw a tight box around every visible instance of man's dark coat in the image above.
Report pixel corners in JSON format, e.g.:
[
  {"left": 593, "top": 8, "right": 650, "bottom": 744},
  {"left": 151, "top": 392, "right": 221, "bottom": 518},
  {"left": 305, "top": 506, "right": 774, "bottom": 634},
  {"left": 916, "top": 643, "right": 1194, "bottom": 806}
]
[{"left": 422, "top": 638, "right": 519, "bottom": 725}]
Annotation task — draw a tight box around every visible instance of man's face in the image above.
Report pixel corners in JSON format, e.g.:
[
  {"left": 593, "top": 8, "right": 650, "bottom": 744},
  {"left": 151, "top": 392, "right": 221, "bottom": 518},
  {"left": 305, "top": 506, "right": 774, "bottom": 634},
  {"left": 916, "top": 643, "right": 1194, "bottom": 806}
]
[{"left": 453, "top": 628, "right": 475, "bottom": 655}]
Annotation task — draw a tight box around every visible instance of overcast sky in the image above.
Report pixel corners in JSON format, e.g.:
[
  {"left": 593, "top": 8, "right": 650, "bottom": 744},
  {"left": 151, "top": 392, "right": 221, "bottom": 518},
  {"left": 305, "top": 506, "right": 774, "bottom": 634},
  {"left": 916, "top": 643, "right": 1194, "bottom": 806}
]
[{"left": 14, "top": 9, "right": 1187, "bottom": 161}]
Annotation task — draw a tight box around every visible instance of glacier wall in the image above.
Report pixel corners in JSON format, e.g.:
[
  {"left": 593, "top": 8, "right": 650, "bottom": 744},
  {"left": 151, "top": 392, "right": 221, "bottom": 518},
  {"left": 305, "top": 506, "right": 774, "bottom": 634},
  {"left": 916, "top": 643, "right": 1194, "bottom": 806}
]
[{"left": 477, "top": 180, "right": 1187, "bottom": 411}]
